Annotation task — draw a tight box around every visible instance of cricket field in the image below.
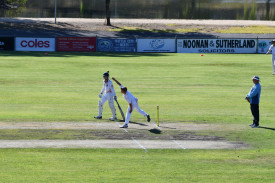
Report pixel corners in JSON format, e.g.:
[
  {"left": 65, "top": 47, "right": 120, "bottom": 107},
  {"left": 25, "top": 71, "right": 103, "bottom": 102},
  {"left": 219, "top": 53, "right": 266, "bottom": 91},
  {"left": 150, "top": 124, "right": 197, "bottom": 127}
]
[{"left": 0, "top": 52, "right": 274, "bottom": 182}]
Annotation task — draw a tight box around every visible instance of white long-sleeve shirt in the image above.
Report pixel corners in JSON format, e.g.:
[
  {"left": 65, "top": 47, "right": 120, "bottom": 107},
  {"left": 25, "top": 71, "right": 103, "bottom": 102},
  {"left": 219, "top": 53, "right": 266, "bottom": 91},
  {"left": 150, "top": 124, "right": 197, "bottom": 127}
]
[
  {"left": 268, "top": 45, "right": 275, "bottom": 54},
  {"left": 120, "top": 85, "right": 137, "bottom": 105},
  {"left": 101, "top": 80, "right": 116, "bottom": 96}
]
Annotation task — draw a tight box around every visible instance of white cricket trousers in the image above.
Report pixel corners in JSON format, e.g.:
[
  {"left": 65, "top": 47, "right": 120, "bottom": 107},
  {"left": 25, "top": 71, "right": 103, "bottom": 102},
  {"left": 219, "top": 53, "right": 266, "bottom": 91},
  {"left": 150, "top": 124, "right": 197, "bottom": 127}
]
[
  {"left": 124, "top": 102, "right": 147, "bottom": 125},
  {"left": 272, "top": 55, "right": 275, "bottom": 73},
  {"left": 98, "top": 93, "right": 116, "bottom": 118}
]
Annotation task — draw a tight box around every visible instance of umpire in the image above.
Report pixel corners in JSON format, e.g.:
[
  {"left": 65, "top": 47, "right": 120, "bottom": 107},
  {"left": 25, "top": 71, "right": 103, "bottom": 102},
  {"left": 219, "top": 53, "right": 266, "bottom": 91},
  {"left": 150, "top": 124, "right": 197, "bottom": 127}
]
[{"left": 245, "top": 76, "right": 261, "bottom": 128}]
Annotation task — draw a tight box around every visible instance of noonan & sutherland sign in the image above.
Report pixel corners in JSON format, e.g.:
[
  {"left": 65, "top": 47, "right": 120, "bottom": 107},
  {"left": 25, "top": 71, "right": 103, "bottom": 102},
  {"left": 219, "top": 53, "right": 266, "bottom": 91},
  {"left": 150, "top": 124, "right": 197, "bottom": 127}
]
[{"left": 177, "top": 39, "right": 257, "bottom": 53}]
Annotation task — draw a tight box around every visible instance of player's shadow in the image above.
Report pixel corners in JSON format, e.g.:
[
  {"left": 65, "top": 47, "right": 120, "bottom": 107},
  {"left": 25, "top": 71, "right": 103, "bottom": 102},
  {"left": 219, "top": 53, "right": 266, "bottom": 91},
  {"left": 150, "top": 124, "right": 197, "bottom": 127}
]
[
  {"left": 129, "top": 121, "right": 148, "bottom": 126},
  {"left": 159, "top": 126, "right": 176, "bottom": 130},
  {"left": 149, "top": 128, "right": 162, "bottom": 134},
  {"left": 259, "top": 126, "right": 275, "bottom": 131},
  {"left": 117, "top": 120, "right": 148, "bottom": 127}
]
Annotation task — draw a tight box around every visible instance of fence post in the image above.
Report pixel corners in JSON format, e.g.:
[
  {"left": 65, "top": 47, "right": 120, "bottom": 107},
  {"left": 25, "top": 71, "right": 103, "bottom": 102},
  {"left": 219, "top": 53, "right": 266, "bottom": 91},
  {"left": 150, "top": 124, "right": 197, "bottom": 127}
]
[
  {"left": 54, "top": 0, "right": 57, "bottom": 24},
  {"left": 256, "top": 36, "right": 259, "bottom": 54},
  {"left": 175, "top": 36, "right": 177, "bottom": 53}
]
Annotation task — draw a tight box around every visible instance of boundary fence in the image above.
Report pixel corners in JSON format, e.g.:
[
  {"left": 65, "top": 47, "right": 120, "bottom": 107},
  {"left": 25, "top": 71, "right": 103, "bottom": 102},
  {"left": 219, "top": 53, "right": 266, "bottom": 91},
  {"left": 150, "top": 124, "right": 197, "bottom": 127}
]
[{"left": 0, "top": 37, "right": 272, "bottom": 54}]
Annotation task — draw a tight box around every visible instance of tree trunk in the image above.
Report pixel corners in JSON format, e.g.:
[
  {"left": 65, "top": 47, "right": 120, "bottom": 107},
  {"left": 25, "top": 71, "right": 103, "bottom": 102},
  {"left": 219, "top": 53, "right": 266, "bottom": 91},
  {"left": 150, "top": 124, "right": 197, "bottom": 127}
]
[
  {"left": 105, "top": 0, "right": 111, "bottom": 26},
  {"left": 191, "top": 0, "right": 196, "bottom": 19},
  {"left": 266, "top": 0, "right": 270, "bottom": 20}
]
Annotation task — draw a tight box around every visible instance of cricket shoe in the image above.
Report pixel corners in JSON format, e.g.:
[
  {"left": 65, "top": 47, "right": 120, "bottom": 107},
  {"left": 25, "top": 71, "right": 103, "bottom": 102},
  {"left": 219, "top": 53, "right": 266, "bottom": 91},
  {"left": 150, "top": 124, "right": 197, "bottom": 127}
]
[
  {"left": 273, "top": 73, "right": 275, "bottom": 75},
  {"left": 147, "top": 115, "right": 151, "bottom": 122},
  {"left": 249, "top": 123, "right": 254, "bottom": 127},
  {"left": 120, "top": 124, "right": 128, "bottom": 128},
  {"left": 251, "top": 125, "right": 259, "bottom": 128},
  {"left": 109, "top": 117, "right": 117, "bottom": 121},
  {"left": 94, "top": 116, "right": 102, "bottom": 119}
]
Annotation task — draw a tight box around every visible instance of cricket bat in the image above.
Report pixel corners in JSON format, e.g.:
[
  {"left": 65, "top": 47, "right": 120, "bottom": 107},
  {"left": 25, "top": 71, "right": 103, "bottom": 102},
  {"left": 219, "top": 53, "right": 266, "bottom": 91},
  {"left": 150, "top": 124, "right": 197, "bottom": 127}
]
[{"left": 114, "top": 98, "right": 125, "bottom": 121}]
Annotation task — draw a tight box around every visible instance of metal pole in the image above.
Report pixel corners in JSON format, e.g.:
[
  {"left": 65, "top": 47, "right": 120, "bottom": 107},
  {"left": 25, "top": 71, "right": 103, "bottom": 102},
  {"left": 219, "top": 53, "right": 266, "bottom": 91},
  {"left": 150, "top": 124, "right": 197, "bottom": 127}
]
[
  {"left": 115, "top": 0, "right": 118, "bottom": 18},
  {"left": 55, "top": 0, "right": 57, "bottom": 24},
  {"left": 157, "top": 105, "right": 159, "bottom": 127}
]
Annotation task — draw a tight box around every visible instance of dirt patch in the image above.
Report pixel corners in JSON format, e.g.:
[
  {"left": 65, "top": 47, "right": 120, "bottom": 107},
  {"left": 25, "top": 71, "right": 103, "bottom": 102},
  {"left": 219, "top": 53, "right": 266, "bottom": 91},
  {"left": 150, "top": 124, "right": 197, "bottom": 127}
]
[
  {"left": 0, "top": 122, "right": 246, "bottom": 131},
  {"left": 0, "top": 129, "right": 226, "bottom": 141},
  {"left": 0, "top": 121, "right": 248, "bottom": 149},
  {"left": 0, "top": 140, "right": 246, "bottom": 149}
]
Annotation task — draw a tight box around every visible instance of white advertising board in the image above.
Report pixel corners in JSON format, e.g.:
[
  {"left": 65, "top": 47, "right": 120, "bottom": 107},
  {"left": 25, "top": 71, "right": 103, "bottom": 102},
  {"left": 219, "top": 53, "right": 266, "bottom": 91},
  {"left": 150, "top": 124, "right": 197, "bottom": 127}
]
[
  {"left": 177, "top": 39, "right": 257, "bottom": 54},
  {"left": 15, "top": 37, "right": 56, "bottom": 51},
  {"left": 257, "top": 39, "right": 272, "bottom": 54},
  {"left": 137, "top": 39, "right": 176, "bottom": 52}
]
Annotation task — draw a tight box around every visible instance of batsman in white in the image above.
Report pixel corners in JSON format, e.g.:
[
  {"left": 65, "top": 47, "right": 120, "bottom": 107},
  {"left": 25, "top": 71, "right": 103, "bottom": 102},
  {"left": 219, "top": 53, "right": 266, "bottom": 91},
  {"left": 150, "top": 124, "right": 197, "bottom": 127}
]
[
  {"left": 112, "top": 77, "right": 150, "bottom": 128},
  {"left": 94, "top": 71, "right": 117, "bottom": 121},
  {"left": 266, "top": 39, "right": 275, "bottom": 75}
]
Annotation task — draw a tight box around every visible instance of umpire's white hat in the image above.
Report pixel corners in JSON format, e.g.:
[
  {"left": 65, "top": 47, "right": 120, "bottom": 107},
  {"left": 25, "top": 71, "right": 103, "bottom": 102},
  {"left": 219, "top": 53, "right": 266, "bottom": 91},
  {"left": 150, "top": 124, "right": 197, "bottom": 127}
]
[{"left": 252, "top": 76, "right": 260, "bottom": 81}]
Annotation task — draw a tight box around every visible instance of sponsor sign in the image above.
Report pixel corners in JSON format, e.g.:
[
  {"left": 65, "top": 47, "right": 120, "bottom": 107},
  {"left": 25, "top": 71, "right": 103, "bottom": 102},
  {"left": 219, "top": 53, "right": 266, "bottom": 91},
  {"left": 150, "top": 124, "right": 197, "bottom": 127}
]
[
  {"left": 0, "top": 37, "right": 14, "bottom": 51},
  {"left": 57, "top": 37, "right": 96, "bottom": 52},
  {"left": 257, "top": 39, "right": 272, "bottom": 54},
  {"left": 97, "top": 38, "right": 136, "bottom": 52},
  {"left": 137, "top": 39, "right": 176, "bottom": 52},
  {"left": 15, "top": 37, "right": 55, "bottom": 51},
  {"left": 177, "top": 39, "right": 257, "bottom": 53}
]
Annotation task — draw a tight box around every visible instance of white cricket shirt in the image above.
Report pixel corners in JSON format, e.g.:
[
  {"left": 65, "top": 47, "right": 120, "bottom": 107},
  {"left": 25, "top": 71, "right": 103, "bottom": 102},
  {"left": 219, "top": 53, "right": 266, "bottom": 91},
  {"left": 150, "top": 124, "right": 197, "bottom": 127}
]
[
  {"left": 101, "top": 80, "right": 116, "bottom": 96},
  {"left": 269, "top": 45, "right": 275, "bottom": 54},
  {"left": 120, "top": 85, "right": 137, "bottom": 104}
]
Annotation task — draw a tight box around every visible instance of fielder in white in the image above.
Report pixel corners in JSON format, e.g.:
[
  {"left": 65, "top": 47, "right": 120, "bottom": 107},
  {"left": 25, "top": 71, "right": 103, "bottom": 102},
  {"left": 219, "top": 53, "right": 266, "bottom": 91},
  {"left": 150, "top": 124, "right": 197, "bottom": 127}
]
[
  {"left": 266, "top": 39, "right": 275, "bottom": 75},
  {"left": 94, "top": 71, "right": 117, "bottom": 121},
  {"left": 112, "top": 77, "right": 150, "bottom": 128}
]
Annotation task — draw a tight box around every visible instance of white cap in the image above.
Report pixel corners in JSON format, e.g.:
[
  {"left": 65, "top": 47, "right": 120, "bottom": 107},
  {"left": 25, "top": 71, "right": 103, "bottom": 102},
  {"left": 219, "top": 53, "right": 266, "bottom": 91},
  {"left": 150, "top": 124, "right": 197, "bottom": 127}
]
[{"left": 252, "top": 76, "right": 260, "bottom": 81}]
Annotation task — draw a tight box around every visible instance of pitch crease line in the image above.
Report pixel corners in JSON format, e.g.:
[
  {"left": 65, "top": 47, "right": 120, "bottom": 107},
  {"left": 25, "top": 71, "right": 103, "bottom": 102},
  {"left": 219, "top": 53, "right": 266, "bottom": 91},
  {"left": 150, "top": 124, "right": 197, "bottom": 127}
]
[
  {"left": 154, "top": 124, "right": 161, "bottom": 130},
  {"left": 116, "top": 122, "right": 147, "bottom": 152},
  {"left": 173, "top": 140, "right": 186, "bottom": 149},
  {"left": 116, "top": 122, "right": 128, "bottom": 133},
  {"left": 131, "top": 137, "right": 148, "bottom": 152}
]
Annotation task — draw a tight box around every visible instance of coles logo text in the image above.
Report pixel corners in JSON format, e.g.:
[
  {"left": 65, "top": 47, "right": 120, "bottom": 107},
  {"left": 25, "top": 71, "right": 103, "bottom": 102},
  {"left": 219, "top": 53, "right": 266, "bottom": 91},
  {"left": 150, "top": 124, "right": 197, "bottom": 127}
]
[{"left": 20, "top": 39, "right": 50, "bottom": 48}]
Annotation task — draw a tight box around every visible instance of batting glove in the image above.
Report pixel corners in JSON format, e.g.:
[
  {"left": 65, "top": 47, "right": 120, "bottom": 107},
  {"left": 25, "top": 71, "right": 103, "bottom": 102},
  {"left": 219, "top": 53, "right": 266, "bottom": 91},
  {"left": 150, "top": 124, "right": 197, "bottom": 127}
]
[{"left": 114, "top": 96, "right": 117, "bottom": 100}]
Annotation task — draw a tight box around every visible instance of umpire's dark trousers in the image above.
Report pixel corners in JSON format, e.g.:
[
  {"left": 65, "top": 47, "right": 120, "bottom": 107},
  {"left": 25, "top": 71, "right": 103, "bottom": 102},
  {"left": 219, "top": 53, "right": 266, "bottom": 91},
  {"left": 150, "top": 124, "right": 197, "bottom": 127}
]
[{"left": 250, "top": 104, "right": 259, "bottom": 126}]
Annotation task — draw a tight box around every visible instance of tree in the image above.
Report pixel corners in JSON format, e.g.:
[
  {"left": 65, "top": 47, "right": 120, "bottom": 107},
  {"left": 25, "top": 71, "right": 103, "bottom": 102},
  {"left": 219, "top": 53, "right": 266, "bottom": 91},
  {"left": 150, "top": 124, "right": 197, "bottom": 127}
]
[
  {"left": 266, "top": 0, "right": 270, "bottom": 20},
  {"left": 0, "top": 0, "right": 26, "bottom": 9},
  {"left": 0, "top": 0, "right": 8, "bottom": 8},
  {"left": 105, "top": 0, "right": 111, "bottom": 26}
]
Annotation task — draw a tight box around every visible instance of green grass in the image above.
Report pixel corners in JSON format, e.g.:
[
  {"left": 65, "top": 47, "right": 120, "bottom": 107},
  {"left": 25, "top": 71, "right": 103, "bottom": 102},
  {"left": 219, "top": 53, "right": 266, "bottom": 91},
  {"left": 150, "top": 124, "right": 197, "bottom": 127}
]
[
  {"left": 108, "top": 26, "right": 199, "bottom": 33},
  {"left": 108, "top": 25, "right": 275, "bottom": 34},
  {"left": 215, "top": 26, "right": 275, "bottom": 34},
  {"left": 1, "top": 52, "right": 275, "bottom": 182},
  {"left": 0, "top": 149, "right": 274, "bottom": 183},
  {"left": 198, "top": 128, "right": 275, "bottom": 149},
  {"left": 0, "top": 52, "right": 275, "bottom": 125}
]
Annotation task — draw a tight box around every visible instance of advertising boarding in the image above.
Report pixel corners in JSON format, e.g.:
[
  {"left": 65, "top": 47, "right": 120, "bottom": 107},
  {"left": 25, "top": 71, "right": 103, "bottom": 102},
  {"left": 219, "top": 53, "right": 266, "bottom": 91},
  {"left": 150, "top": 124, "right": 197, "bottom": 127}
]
[
  {"left": 15, "top": 37, "right": 55, "bottom": 52},
  {"left": 257, "top": 39, "right": 272, "bottom": 54},
  {"left": 177, "top": 39, "right": 257, "bottom": 54},
  {"left": 0, "top": 37, "right": 14, "bottom": 51},
  {"left": 97, "top": 38, "right": 136, "bottom": 52},
  {"left": 57, "top": 37, "right": 96, "bottom": 52},
  {"left": 137, "top": 39, "right": 176, "bottom": 52}
]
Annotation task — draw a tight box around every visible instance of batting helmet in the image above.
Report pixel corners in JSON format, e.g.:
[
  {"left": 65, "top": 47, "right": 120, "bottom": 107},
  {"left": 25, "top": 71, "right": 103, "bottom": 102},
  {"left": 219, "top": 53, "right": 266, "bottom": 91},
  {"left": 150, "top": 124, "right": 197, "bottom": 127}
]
[{"left": 103, "top": 71, "right": 109, "bottom": 77}]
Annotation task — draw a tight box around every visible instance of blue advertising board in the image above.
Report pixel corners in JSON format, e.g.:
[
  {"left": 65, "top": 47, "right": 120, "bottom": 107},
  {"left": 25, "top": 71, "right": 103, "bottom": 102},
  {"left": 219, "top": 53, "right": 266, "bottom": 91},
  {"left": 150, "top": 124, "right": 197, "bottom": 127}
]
[{"left": 97, "top": 38, "right": 136, "bottom": 52}]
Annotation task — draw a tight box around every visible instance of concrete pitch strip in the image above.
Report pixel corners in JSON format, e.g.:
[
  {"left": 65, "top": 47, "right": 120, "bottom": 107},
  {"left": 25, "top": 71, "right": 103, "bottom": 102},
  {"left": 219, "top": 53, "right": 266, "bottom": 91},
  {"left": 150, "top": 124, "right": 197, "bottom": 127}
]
[{"left": 0, "top": 122, "right": 246, "bottom": 151}]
